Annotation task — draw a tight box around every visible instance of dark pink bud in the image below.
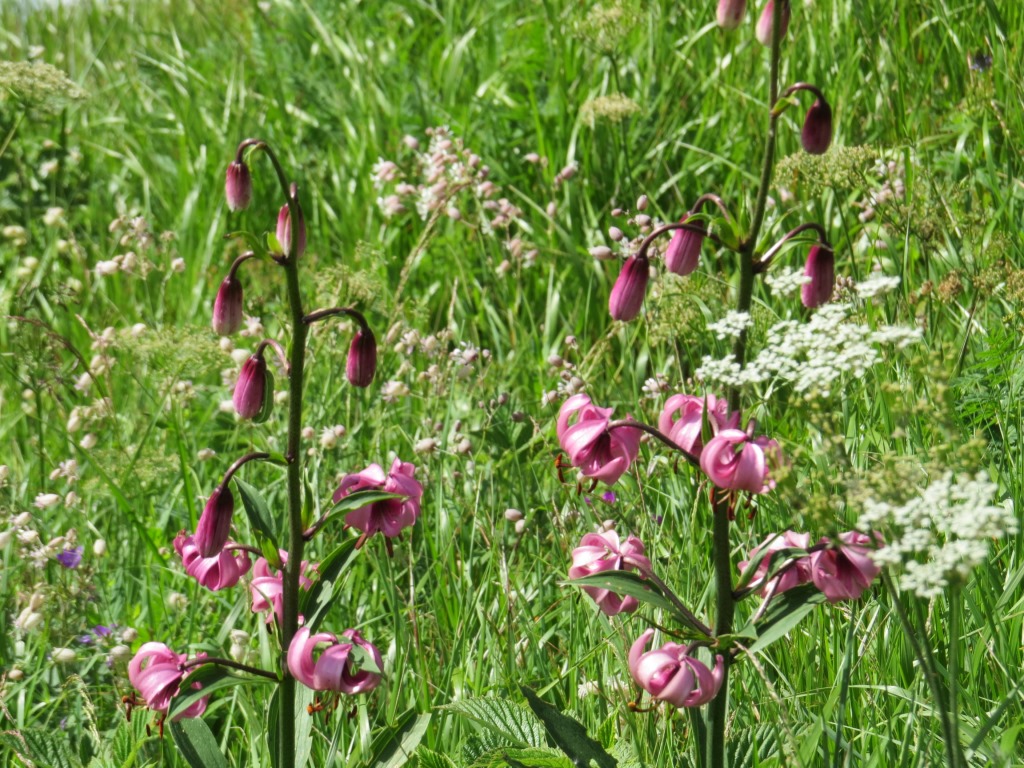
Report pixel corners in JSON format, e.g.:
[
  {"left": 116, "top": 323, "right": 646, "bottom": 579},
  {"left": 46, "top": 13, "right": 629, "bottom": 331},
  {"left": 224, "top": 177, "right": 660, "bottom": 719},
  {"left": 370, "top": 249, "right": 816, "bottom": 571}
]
[
  {"left": 609, "top": 256, "right": 649, "bottom": 322},
  {"left": 756, "top": 0, "right": 790, "bottom": 46},
  {"left": 347, "top": 328, "right": 377, "bottom": 388},
  {"left": 212, "top": 276, "right": 244, "bottom": 336},
  {"left": 225, "top": 162, "right": 252, "bottom": 212},
  {"left": 716, "top": 0, "right": 746, "bottom": 30},
  {"left": 194, "top": 485, "right": 234, "bottom": 558},
  {"left": 233, "top": 352, "right": 268, "bottom": 419},
  {"left": 664, "top": 218, "right": 703, "bottom": 276},
  {"left": 277, "top": 203, "right": 306, "bottom": 258},
  {"left": 801, "top": 245, "right": 834, "bottom": 308},
  {"left": 801, "top": 98, "right": 833, "bottom": 154}
]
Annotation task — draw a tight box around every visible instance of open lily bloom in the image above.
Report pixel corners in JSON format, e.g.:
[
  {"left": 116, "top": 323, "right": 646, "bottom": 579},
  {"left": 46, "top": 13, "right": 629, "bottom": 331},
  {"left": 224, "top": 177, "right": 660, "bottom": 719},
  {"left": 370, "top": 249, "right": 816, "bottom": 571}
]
[
  {"left": 287, "top": 626, "right": 383, "bottom": 694},
  {"left": 250, "top": 553, "right": 315, "bottom": 624},
  {"left": 628, "top": 629, "right": 724, "bottom": 708},
  {"left": 658, "top": 393, "right": 735, "bottom": 458},
  {"left": 333, "top": 458, "right": 423, "bottom": 539},
  {"left": 811, "top": 531, "right": 883, "bottom": 603},
  {"left": 739, "top": 530, "right": 812, "bottom": 596},
  {"left": 174, "top": 532, "right": 251, "bottom": 591},
  {"left": 557, "top": 394, "right": 641, "bottom": 486},
  {"left": 700, "top": 430, "right": 782, "bottom": 494},
  {"left": 128, "top": 642, "right": 207, "bottom": 719},
  {"left": 568, "top": 530, "right": 651, "bottom": 616}
]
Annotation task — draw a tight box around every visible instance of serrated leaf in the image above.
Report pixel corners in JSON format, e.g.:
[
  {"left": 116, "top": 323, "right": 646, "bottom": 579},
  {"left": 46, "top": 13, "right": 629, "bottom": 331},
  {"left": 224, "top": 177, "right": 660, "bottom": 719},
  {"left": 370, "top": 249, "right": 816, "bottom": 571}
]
[
  {"left": 415, "top": 747, "right": 459, "bottom": 768},
  {"left": 233, "top": 477, "right": 277, "bottom": 546},
  {"left": 442, "top": 698, "right": 545, "bottom": 748},
  {"left": 108, "top": 714, "right": 150, "bottom": 768},
  {"left": 168, "top": 719, "right": 228, "bottom": 768},
  {"left": 519, "top": 687, "right": 616, "bottom": 768},
  {"left": 496, "top": 747, "right": 572, "bottom": 768},
  {"left": 743, "top": 584, "right": 826, "bottom": 655},
  {"left": 365, "top": 710, "right": 430, "bottom": 768},
  {"left": 169, "top": 664, "right": 276, "bottom": 721},
  {"left": 608, "top": 741, "right": 643, "bottom": 768},
  {"left": 565, "top": 572, "right": 707, "bottom": 636},
  {"left": 300, "top": 538, "right": 359, "bottom": 632}
]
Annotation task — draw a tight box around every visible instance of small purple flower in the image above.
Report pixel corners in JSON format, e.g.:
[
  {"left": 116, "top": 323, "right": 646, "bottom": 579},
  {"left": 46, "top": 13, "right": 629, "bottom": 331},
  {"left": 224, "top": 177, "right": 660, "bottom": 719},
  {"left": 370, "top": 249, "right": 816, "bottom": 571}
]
[
  {"left": 601, "top": 491, "right": 617, "bottom": 504},
  {"left": 56, "top": 546, "right": 84, "bottom": 569},
  {"left": 93, "top": 625, "right": 113, "bottom": 637}
]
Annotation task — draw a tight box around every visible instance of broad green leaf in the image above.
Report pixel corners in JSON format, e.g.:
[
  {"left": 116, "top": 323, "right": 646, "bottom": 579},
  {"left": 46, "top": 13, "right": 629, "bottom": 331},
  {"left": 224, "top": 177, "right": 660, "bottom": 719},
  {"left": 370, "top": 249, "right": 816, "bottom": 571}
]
[
  {"left": 441, "top": 697, "right": 544, "bottom": 748},
  {"left": 168, "top": 718, "right": 229, "bottom": 768},
  {"left": 414, "top": 747, "right": 458, "bottom": 768},
  {"left": 364, "top": 710, "right": 431, "bottom": 768},
  {"left": 329, "top": 489, "right": 404, "bottom": 516},
  {"left": 743, "top": 584, "right": 826, "bottom": 654},
  {"left": 233, "top": 477, "right": 277, "bottom": 545},
  {"left": 300, "top": 538, "right": 359, "bottom": 631},
  {"left": 519, "top": 687, "right": 617, "bottom": 768},
  {"left": 565, "top": 572, "right": 707, "bottom": 636},
  {"left": 169, "top": 664, "right": 276, "bottom": 721}
]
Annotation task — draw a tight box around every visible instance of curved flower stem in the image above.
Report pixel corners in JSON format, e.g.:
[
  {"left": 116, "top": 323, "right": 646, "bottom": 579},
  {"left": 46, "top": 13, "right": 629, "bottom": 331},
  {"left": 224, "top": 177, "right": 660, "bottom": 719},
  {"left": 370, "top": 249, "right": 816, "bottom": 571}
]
[
  {"left": 754, "top": 222, "right": 831, "bottom": 274},
  {"left": 260, "top": 338, "right": 290, "bottom": 374},
  {"left": 607, "top": 419, "right": 700, "bottom": 468},
  {"left": 227, "top": 251, "right": 257, "bottom": 280},
  {"left": 181, "top": 656, "right": 279, "bottom": 682},
  {"left": 689, "top": 193, "right": 734, "bottom": 222},
  {"left": 773, "top": 81, "right": 828, "bottom": 116},
  {"left": 303, "top": 306, "right": 369, "bottom": 330},
  {"left": 220, "top": 451, "right": 271, "bottom": 489}
]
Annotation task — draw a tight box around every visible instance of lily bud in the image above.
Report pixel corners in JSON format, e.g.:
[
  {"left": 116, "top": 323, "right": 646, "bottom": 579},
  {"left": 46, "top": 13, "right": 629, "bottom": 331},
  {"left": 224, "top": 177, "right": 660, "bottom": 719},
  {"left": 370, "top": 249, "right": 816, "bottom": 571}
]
[
  {"left": 756, "top": 0, "right": 790, "bottom": 47},
  {"left": 212, "top": 276, "right": 244, "bottom": 336},
  {"left": 194, "top": 485, "right": 234, "bottom": 558},
  {"left": 801, "top": 97, "right": 833, "bottom": 154},
  {"left": 347, "top": 328, "right": 377, "bottom": 388},
  {"left": 716, "top": 0, "right": 746, "bottom": 30},
  {"left": 608, "top": 256, "right": 649, "bottom": 322},
  {"left": 233, "top": 351, "right": 269, "bottom": 419},
  {"left": 225, "top": 162, "right": 252, "bottom": 212},
  {"left": 277, "top": 202, "right": 306, "bottom": 259},
  {"left": 801, "top": 245, "right": 834, "bottom": 308},
  {"left": 664, "top": 217, "right": 703, "bottom": 276}
]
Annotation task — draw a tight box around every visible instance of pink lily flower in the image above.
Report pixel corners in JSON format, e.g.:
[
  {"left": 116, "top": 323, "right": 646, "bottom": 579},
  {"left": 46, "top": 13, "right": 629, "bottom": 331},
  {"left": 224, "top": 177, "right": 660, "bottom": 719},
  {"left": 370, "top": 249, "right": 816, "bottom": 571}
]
[
  {"left": 287, "top": 626, "right": 383, "bottom": 694},
  {"left": 810, "top": 531, "right": 883, "bottom": 603},
  {"left": 568, "top": 530, "right": 652, "bottom": 616},
  {"left": 658, "top": 393, "right": 735, "bottom": 457},
  {"left": 128, "top": 642, "right": 208, "bottom": 719},
  {"left": 174, "top": 532, "right": 251, "bottom": 591},
  {"left": 628, "top": 629, "right": 724, "bottom": 708},
  {"left": 557, "top": 394, "right": 641, "bottom": 486},
  {"left": 193, "top": 485, "right": 235, "bottom": 558},
  {"left": 250, "top": 553, "right": 316, "bottom": 624},
  {"left": 333, "top": 458, "right": 423, "bottom": 539},
  {"left": 700, "top": 429, "right": 781, "bottom": 494},
  {"left": 738, "top": 530, "right": 812, "bottom": 596}
]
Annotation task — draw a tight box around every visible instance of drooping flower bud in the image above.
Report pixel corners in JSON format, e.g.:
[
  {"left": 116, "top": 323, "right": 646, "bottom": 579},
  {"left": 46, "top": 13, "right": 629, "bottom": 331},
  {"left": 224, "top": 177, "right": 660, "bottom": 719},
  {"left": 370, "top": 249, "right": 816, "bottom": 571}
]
[
  {"left": 717, "top": 0, "right": 747, "bottom": 30},
  {"left": 347, "top": 328, "right": 377, "bottom": 388},
  {"left": 608, "top": 256, "right": 649, "bottom": 322},
  {"left": 664, "top": 218, "right": 703, "bottom": 276},
  {"left": 277, "top": 202, "right": 306, "bottom": 259},
  {"left": 194, "top": 485, "right": 235, "bottom": 558},
  {"left": 755, "top": 0, "right": 790, "bottom": 47},
  {"left": 212, "top": 276, "right": 244, "bottom": 336},
  {"left": 225, "top": 162, "right": 252, "bottom": 212},
  {"left": 801, "top": 97, "right": 833, "bottom": 154},
  {"left": 801, "top": 245, "right": 834, "bottom": 308},
  {"left": 233, "top": 350, "right": 269, "bottom": 420}
]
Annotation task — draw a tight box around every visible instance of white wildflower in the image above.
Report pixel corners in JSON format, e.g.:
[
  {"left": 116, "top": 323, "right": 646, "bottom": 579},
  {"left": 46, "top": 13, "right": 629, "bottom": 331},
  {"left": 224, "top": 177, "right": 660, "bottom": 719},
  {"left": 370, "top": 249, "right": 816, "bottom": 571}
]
[
  {"left": 707, "top": 311, "right": 752, "bottom": 341},
  {"left": 764, "top": 267, "right": 811, "bottom": 297},
  {"left": 855, "top": 273, "right": 901, "bottom": 299}
]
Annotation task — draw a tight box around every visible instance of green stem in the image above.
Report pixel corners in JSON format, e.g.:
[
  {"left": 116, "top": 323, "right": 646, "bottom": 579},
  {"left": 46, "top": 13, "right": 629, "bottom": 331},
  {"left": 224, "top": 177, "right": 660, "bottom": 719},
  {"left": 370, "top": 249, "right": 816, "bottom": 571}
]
[
  {"left": 278, "top": 257, "right": 307, "bottom": 768},
  {"left": 948, "top": 586, "right": 964, "bottom": 767},
  {"left": 881, "top": 573, "right": 959, "bottom": 768},
  {"left": 706, "top": 494, "right": 735, "bottom": 768}
]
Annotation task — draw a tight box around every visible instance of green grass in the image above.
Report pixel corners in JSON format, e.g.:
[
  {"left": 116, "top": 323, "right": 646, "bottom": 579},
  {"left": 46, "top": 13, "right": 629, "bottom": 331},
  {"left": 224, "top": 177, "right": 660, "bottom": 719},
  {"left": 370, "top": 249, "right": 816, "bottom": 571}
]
[{"left": 1, "top": 0, "right": 1023, "bottom": 766}]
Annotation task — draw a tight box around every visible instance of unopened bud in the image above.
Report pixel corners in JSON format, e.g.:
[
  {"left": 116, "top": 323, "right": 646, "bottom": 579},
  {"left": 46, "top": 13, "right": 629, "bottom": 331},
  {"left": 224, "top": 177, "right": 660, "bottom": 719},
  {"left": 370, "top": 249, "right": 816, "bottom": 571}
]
[
  {"left": 194, "top": 484, "right": 235, "bottom": 557},
  {"left": 277, "top": 202, "right": 307, "bottom": 258},
  {"left": 756, "top": 0, "right": 790, "bottom": 46},
  {"left": 233, "top": 351, "right": 269, "bottom": 419},
  {"left": 664, "top": 216, "right": 704, "bottom": 276},
  {"left": 608, "top": 256, "right": 649, "bottom": 322},
  {"left": 225, "top": 161, "right": 253, "bottom": 212},
  {"left": 504, "top": 508, "right": 523, "bottom": 522},
  {"left": 716, "top": 0, "right": 746, "bottom": 30},
  {"left": 346, "top": 328, "right": 377, "bottom": 388},
  {"left": 212, "top": 275, "right": 244, "bottom": 336},
  {"left": 52, "top": 648, "right": 77, "bottom": 664},
  {"left": 589, "top": 246, "right": 614, "bottom": 260},
  {"left": 636, "top": 194, "right": 649, "bottom": 211},
  {"left": 801, "top": 97, "right": 833, "bottom": 155},
  {"left": 801, "top": 245, "right": 835, "bottom": 309},
  {"left": 93, "top": 539, "right": 107, "bottom": 557}
]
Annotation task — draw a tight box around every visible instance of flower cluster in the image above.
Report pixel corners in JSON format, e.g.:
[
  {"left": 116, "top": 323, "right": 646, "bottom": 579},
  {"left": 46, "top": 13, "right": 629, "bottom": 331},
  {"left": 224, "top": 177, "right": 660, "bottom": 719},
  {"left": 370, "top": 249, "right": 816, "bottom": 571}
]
[{"left": 856, "top": 472, "right": 1015, "bottom": 599}]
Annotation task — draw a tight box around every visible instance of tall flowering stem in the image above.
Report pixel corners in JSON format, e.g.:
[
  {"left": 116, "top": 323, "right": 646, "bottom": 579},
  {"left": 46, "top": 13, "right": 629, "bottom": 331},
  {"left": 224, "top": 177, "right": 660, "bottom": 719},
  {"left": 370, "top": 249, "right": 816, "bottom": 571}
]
[{"left": 707, "top": 3, "right": 784, "bottom": 766}]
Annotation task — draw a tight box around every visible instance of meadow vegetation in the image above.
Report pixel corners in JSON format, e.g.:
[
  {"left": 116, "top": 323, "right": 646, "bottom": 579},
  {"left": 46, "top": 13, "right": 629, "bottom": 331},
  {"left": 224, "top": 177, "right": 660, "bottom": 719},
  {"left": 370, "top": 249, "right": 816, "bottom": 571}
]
[{"left": 1, "top": 0, "right": 1022, "bottom": 766}]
